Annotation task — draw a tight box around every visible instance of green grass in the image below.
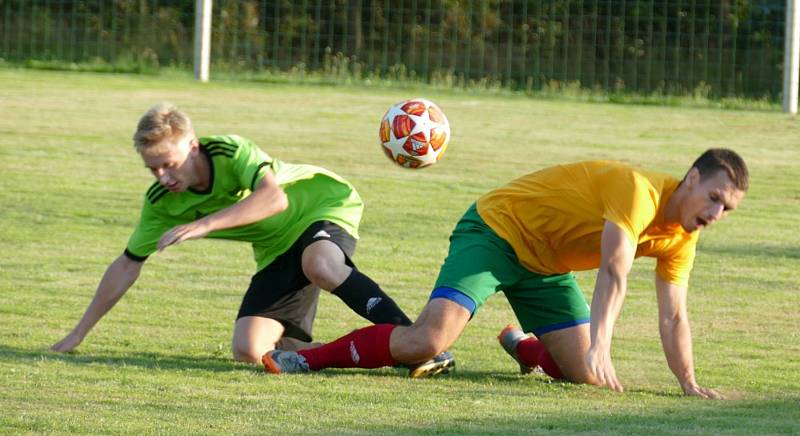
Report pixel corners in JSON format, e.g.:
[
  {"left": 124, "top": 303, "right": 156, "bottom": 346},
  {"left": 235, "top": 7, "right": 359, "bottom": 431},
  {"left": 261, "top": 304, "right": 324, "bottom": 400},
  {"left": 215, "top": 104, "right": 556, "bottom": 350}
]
[
  {"left": 1, "top": 67, "right": 798, "bottom": 434},
  {"left": 1, "top": 59, "right": 781, "bottom": 112}
]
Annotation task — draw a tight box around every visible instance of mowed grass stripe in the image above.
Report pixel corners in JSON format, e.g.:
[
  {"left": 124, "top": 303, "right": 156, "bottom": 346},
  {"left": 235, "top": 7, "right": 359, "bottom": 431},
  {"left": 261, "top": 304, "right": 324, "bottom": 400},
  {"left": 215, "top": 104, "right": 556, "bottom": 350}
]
[{"left": 0, "top": 68, "right": 797, "bottom": 434}]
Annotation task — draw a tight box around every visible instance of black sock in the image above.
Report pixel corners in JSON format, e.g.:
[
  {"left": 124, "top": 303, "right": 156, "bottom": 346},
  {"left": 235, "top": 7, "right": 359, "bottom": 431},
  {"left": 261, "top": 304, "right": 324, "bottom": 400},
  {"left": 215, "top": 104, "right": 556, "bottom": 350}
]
[{"left": 332, "top": 269, "right": 413, "bottom": 326}]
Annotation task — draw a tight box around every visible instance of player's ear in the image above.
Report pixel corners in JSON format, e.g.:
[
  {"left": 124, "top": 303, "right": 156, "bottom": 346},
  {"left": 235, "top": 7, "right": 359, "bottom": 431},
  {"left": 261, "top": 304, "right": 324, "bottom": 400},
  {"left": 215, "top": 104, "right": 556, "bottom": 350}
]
[
  {"left": 685, "top": 167, "right": 700, "bottom": 189},
  {"left": 188, "top": 137, "right": 200, "bottom": 154}
]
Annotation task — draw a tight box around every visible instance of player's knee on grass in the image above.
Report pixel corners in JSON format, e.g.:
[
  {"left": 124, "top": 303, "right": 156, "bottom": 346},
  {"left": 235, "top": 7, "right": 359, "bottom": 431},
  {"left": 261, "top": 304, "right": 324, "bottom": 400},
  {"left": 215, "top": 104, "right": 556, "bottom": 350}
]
[
  {"left": 538, "top": 324, "right": 600, "bottom": 385},
  {"left": 232, "top": 340, "right": 275, "bottom": 364},
  {"left": 559, "top": 365, "right": 602, "bottom": 385},
  {"left": 232, "top": 317, "right": 284, "bottom": 364},
  {"left": 232, "top": 346, "right": 257, "bottom": 363}
]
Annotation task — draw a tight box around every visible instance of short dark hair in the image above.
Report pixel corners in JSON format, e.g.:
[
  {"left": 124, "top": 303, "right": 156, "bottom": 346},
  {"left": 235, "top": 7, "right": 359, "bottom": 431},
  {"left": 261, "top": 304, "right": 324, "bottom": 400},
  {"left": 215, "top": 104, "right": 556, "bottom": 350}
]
[{"left": 690, "top": 148, "right": 749, "bottom": 191}]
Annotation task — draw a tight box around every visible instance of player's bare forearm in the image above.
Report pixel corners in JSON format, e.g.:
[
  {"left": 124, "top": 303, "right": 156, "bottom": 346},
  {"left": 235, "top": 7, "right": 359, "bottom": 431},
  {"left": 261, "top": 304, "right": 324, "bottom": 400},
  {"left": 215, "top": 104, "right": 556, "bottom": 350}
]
[
  {"left": 73, "top": 255, "right": 141, "bottom": 334},
  {"left": 659, "top": 316, "right": 698, "bottom": 387},
  {"left": 585, "top": 221, "right": 636, "bottom": 392},
  {"left": 590, "top": 221, "right": 635, "bottom": 347},
  {"left": 655, "top": 278, "right": 695, "bottom": 384},
  {"left": 51, "top": 254, "right": 142, "bottom": 351},
  {"left": 201, "top": 178, "right": 287, "bottom": 232},
  {"left": 655, "top": 277, "right": 722, "bottom": 399},
  {"left": 157, "top": 176, "right": 287, "bottom": 251},
  {"left": 590, "top": 268, "right": 628, "bottom": 348},
  {"left": 659, "top": 317, "right": 721, "bottom": 398}
]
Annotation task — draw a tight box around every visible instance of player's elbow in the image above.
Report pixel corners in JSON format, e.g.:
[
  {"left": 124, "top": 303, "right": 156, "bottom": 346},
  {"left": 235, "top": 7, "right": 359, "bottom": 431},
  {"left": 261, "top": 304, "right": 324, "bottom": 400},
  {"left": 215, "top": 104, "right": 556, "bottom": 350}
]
[
  {"left": 272, "top": 190, "right": 289, "bottom": 213},
  {"left": 601, "top": 263, "right": 628, "bottom": 289},
  {"left": 259, "top": 189, "right": 288, "bottom": 217},
  {"left": 255, "top": 183, "right": 289, "bottom": 216},
  {"left": 659, "top": 312, "right": 688, "bottom": 331}
]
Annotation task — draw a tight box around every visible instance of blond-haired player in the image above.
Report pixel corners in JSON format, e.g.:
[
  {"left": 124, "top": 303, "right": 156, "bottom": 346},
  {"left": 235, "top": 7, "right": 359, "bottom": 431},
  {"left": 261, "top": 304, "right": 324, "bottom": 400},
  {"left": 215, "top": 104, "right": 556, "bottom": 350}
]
[{"left": 51, "top": 103, "right": 453, "bottom": 376}]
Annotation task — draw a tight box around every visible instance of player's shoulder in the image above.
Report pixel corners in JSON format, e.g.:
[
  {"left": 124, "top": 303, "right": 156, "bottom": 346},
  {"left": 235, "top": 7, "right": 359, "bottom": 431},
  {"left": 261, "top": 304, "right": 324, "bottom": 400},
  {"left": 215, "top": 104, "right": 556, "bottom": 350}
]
[
  {"left": 553, "top": 159, "right": 632, "bottom": 177},
  {"left": 199, "top": 134, "right": 250, "bottom": 155},
  {"left": 594, "top": 161, "right": 675, "bottom": 188}
]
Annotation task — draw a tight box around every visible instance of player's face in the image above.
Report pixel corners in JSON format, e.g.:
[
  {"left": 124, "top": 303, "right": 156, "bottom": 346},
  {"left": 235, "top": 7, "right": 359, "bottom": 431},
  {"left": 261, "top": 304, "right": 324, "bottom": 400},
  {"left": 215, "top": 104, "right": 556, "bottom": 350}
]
[
  {"left": 141, "top": 135, "right": 200, "bottom": 193},
  {"left": 679, "top": 169, "right": 745, "bottom": 232}
]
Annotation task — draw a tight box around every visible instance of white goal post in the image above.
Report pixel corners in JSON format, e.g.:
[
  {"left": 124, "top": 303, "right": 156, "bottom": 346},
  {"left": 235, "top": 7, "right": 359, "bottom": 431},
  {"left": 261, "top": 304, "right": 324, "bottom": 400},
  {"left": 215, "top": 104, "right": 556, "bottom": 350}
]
[
  {"left": 785, "top": 0, "right": 800, "bottom": 113},
  {"left": 194, "top": 0, "right": 213, "bottom": 83}
]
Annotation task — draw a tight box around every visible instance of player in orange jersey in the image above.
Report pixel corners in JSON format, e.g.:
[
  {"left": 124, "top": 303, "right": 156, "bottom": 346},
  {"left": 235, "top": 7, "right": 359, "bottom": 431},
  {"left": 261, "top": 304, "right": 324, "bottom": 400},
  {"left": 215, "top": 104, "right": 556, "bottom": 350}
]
[{"left": 263, "top": 149, "right": 747, "bottom": 398}]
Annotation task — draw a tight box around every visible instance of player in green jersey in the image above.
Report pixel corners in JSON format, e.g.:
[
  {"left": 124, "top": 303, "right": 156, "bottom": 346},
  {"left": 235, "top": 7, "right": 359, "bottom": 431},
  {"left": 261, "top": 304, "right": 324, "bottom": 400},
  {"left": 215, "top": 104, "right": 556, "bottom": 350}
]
[{"left": 51, "top": 103, "right": 453, "bottom": 376}]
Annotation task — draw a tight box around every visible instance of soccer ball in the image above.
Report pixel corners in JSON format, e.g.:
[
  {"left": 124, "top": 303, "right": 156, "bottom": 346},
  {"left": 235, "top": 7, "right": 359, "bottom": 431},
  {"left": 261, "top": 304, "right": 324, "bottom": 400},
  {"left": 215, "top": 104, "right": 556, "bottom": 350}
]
[{"left": 379, "top": 98, "right": 450, "bottom": 168}]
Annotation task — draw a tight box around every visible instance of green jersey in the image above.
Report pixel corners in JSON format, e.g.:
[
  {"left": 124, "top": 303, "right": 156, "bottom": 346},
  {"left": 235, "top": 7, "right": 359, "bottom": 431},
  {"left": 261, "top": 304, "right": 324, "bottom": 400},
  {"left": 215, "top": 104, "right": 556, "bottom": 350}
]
[{"left": 125, "top": 135, "right": 363, "bottom": 271}]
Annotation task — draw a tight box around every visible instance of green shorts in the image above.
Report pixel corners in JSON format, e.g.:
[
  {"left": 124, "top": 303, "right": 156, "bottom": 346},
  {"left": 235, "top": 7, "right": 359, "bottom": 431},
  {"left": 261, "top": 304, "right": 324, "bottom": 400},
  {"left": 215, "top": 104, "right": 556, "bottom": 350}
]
[{"left": 432, "top": 204, "right": 590, "bottom": 336}]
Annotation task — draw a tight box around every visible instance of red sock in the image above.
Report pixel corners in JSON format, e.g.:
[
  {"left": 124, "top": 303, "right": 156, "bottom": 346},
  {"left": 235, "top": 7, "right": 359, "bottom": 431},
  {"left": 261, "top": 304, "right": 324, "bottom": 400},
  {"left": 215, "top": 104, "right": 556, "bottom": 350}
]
[
  {"left": 298, "top": 324, "right": 397, "bottom": 371},
  {"left": 516, "top": 337, "right": 563, "bottom": 379}
]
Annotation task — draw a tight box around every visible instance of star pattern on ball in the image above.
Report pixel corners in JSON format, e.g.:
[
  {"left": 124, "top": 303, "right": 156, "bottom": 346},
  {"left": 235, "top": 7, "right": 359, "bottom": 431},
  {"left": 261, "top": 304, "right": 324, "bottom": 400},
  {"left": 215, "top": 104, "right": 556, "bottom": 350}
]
[{"left": 379, "top": 98, "right": 450, "bottom": 169}]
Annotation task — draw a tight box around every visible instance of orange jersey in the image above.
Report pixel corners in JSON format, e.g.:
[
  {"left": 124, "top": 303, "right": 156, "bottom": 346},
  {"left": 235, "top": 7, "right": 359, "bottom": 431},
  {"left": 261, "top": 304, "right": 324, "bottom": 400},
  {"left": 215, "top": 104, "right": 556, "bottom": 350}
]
[{"left": 476, "top": 161, "right": 698, "bottom": 286}]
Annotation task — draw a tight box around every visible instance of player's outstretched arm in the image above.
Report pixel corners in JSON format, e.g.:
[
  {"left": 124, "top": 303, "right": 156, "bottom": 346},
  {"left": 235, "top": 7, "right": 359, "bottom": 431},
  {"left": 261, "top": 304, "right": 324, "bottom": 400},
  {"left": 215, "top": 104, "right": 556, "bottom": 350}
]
[
  {"left": 655, "top": 277, "right": 724, "bottom": 399},
  {"left": 157, "top": 173, "right": 287, "bottom": 251},
  {"left": 50, "top": 254, "right": 143, "bottom": 352},
  {"left": 587, "top": 220, "right": 636, "bottom": 392}
]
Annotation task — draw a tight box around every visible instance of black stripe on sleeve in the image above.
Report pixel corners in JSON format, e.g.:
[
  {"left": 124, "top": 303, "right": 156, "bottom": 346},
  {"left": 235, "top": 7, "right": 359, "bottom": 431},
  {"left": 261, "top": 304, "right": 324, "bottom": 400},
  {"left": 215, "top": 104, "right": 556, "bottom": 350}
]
[
  {"left": 250, "top": 161, "right": 270, "bottom": 191},
  {"left": 145, "top": 182, "right": 161, "bottom": 198},
  {"left": 147, "top": 185, "right": 168, "bottom": 202},
  {"left": 204, "top": 139, "right": 239, "bottom": 147},
  {"left": 150, "top": 189, "right": 169, "bottom": 204},
  {"left": 205, "top": 144, "right": 238, "bottom": 153},
  {"left": 203, "top": 141, "right": 239, "bottom": 152},
  {"left": 123, "top": 249, "right": 148, "bottom": 262},
  {"left": 206, "top": 144, "right": 237, "bottom": 153},
  {"left": 209, "top": 150, "right": 235, "bottom": 158}
]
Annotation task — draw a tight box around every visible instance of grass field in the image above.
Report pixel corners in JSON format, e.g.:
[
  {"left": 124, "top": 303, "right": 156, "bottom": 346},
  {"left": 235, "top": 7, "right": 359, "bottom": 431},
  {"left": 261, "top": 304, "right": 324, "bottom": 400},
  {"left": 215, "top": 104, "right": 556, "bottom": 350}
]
[{"left": 1, "top": 68, "right": 798, "bottom": 434}]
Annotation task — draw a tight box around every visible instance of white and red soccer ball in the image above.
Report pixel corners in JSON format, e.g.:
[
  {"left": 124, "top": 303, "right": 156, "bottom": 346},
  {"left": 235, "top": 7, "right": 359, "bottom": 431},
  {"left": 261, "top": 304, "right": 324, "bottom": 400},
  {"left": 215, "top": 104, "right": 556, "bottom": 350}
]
[{"left": 379, "top": 98, "right": 451, "bottom": 169}]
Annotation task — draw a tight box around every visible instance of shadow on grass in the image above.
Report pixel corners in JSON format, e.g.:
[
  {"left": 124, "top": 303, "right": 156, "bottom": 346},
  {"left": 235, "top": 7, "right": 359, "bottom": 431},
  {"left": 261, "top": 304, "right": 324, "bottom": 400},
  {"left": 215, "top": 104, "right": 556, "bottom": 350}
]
[
  {"left": 0, "top": 344, "right": 628, "bottom": 392},
  {"left": 354, "top": 397, "right": 800, "bottom": 434},
  {"left": 0, "top": 344, "right": 708, "bottom": 400},
  {"left": 702, "top": 243, "right": 800, "bottom": 260},
  {"left": 0, "top": 343, "right": 546, "bottom": 381},
  {"left": 1, "top": 345, "right": 555, "bottom": 382},
  {"left": 0, "top": 344, "right": 249, "bottom": 372},
  {"left": 0, "top": 345, "right": 781, "bottom": 404}
]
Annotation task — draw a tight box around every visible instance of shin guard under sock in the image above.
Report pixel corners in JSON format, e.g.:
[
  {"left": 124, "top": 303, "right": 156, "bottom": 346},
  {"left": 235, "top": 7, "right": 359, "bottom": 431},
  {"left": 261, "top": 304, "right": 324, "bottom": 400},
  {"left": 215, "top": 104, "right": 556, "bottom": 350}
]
[{"left": 298, "top": 324, "right": 397, "bottom": 370}]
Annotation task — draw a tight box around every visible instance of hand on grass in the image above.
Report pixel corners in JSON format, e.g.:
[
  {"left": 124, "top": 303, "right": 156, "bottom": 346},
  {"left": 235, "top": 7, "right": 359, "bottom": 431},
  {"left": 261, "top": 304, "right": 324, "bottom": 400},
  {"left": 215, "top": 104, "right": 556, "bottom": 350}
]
[
  {"left": 158, "top": 221, "right": 211, "bottom": 251},
  {"left": 586, "top": 345, "right": 624, "bottom": 392},
  {"left": 682, "top": 383, "right": 724, "bottom": 400},
  {"left": 50, "top": 332, "right": 83, "bottom": 352}
]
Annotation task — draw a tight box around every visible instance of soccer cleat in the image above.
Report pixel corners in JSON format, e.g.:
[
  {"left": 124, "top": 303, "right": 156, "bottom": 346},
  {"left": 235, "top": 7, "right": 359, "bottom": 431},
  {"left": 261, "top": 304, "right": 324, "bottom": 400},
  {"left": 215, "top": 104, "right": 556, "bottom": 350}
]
[
  {"left": 261, "top": 350, "right": 310, "bottom": 374},
  {"left": 497, "top": 324, "right": 537, "bottom": 374},
  {"left": 407, "top": 350, "right": 456, "bottom": 378}
]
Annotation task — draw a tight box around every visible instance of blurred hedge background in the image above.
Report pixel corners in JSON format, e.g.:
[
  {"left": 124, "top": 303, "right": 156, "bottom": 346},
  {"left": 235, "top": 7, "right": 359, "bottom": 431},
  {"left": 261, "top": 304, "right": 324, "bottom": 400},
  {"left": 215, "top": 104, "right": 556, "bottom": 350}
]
[{"left": 0, "top": 0, "right": 786, "bottom": 99}]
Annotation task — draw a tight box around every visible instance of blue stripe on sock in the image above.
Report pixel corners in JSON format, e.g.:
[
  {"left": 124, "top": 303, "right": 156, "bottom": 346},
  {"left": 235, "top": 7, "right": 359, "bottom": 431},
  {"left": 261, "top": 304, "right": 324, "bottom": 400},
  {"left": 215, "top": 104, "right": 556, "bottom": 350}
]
[
  {"left": 429, "top": 287, "right": 477, "bottom": 316},
  {"left": 533, "top": 318, "right": 590, "bottom": 336}
]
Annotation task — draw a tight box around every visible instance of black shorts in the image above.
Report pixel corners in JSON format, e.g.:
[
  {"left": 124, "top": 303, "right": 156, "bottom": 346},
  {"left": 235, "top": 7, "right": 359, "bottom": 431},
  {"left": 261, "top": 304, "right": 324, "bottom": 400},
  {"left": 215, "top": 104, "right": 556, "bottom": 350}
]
[{"left": 236, "top": 221, "right": 357, "bottom": 342}]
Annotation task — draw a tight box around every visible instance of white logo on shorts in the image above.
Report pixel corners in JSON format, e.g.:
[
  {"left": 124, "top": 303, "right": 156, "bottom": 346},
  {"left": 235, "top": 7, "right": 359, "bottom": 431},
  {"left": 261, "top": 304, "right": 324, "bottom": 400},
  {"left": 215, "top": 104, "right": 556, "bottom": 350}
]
[
  {"left": 349, "top": 340, "right": 360, "bottom": 364},
  {"left": 366, "top": 297, "right": 382, "bottom": 314},
  {"left": 313, "top": 230, "right": 331, "bottom": 239}
]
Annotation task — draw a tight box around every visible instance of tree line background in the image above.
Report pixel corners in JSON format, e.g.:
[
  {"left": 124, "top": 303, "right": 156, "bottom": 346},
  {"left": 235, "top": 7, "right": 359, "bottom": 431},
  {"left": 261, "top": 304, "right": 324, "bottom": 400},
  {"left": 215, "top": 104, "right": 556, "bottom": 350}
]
[{"left": 0, "top": 0, "right": 786, "bottom": 99}]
